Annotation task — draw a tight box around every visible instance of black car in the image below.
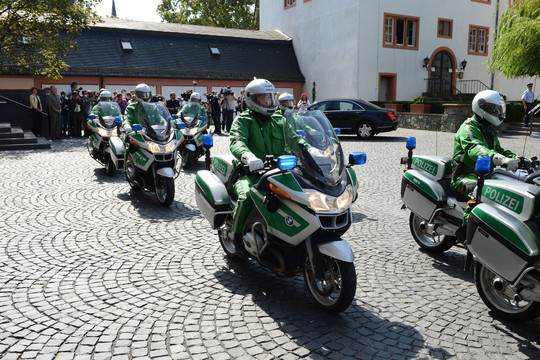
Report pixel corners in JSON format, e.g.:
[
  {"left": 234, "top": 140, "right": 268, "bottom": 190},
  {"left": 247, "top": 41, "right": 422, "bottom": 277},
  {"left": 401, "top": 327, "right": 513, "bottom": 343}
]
[{"left": 307, "top": 99, "right": 398, "bottom": 139}]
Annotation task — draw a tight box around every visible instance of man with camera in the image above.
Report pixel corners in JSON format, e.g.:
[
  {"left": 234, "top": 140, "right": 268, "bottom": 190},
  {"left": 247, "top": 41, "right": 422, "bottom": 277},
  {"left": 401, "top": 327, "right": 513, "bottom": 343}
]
[
  {"left": 206, "top": 91, "right": 222, "bottom": 135},
  {"left": 221, "top": 86, "right": 238, "bottom": 133}
]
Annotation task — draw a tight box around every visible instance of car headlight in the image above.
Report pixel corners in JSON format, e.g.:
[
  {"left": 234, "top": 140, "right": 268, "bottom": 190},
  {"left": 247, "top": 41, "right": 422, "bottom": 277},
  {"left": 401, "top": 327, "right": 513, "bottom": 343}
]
[
  {"left": 304, "top": 186, "right": 353, "bottom": 213},
  {"left": 97, "top": 128, "right": 113, "bottom": 137}
]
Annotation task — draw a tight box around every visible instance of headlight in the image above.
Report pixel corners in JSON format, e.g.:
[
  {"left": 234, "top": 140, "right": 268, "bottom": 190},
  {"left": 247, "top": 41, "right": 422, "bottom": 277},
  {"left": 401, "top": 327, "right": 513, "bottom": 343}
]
[
  {"left": 187, "top": 128, "right": 199, "bottom": 136},
  {"left": 304, "top": 186, "right": 353, "bottom": 212},
  {"left": 164, "top": 140, "right": 177, "bottom": 152},
  {"left": 147, "top": 140, "right": 177, "bottom": 153},
  {"left": 97, "top": 128, "right": 113, "bottom": 137}
]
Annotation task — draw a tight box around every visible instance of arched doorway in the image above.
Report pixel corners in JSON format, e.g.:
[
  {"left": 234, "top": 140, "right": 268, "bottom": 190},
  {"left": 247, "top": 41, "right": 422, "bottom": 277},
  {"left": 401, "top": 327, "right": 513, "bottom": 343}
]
[{"left": 428, "top": 49, "right": 456, "bottom": 96}]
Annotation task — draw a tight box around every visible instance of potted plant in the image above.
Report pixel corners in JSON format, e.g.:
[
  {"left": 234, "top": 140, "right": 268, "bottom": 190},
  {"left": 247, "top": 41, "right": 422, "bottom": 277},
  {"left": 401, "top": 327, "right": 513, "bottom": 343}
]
[
  {"left": 384, "top": 102, "right": 403, "bottom": 112},
  {"left": 410, "top": 96, "right": 431, "bottom": 113}
]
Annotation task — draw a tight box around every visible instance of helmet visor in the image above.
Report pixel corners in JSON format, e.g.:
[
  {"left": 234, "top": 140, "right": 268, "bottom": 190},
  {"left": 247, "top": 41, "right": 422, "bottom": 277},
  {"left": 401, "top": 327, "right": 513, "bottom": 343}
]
[
  {"left": 481, "top": 98, "right": 506, "bottom": 120},
  {"left": 249, "top": 93, "right": 277, "bottom": 110},
  {"left": 280, "top": 100, "right": 294, "bottom": 109},
  {"left": 137, "top": 91, "right": 152, "bottom": 102}
]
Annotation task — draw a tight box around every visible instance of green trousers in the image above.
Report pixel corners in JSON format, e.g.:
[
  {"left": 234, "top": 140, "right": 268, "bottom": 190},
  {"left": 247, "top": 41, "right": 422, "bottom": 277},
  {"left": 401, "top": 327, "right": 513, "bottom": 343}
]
[{"left": 233, "top": 174, "right": 260, "bottom": 235}]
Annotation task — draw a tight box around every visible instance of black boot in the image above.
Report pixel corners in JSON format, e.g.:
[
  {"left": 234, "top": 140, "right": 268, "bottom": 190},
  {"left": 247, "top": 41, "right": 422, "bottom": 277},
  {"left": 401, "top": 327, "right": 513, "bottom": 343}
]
[{"left": 456, "top": 224, "right": 467, "bottom": 243}]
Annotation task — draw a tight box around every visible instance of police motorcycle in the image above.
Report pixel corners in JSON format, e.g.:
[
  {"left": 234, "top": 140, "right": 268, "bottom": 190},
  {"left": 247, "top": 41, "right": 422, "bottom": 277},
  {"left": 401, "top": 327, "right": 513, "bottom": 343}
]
[
  {"left": 194, "top": 110, "right": 366, "bottom": 313},
  {"left": 124, "top": 101, "right": 184, "bottom": 206},
  {"left": 460, "top": 155, "right": 540, "bottom": 320},
  {"left": 86, "top": 100, "right": 125, "bottom": 176},
  {"left": 176, "top": 100, "right": 209, "bottom": 170},
  {"left": 400, "top": 137, "right": 540, "bottom": 254}
]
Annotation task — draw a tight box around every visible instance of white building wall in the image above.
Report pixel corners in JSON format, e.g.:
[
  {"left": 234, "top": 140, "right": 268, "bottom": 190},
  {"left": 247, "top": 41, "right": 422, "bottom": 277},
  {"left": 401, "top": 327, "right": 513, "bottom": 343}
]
[{"left": 261, "top": 0, "right": 534, "bottom": 102}]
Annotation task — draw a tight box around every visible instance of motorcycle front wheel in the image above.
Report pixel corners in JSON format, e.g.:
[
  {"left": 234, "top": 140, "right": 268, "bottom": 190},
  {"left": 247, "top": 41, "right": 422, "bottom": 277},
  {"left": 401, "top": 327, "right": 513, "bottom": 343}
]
[
  {"left": 181, "top": 151, "right": 194, "bottom": 170},
  {"left": 475, "top": 262, "right": 540, "bottom": 320},
  {"left": 104, "top": 153, "right": 116, "bottom": 176},
  {"left": 125, "top": 158, "right": 141, "bottom": 191},
  {"left": 409, "top": 212, "right": 455, "bottom": 253},
  {"left": 304, "top": 256, "right": 356, "bottom": 314},
  {"left": 155, "top": 175, "right": 175, "bottom": 207}
]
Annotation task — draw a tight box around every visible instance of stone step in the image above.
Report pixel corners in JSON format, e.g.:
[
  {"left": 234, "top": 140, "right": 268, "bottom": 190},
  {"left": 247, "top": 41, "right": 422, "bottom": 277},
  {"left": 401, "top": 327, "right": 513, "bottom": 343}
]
[
  {"left": 0, "top": 127, "right": 24, "bottom": 139},
  {"left": 0, "top": 136, "right": 51, "bottom": 151},
  {"left": 0, "top": 122, "right": 10, "bottom": 133}
]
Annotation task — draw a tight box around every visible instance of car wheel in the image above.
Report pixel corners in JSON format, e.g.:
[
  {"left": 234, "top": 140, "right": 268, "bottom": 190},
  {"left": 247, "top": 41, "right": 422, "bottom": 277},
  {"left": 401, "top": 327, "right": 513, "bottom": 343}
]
[{"left": 356, "top": 121, "right": 374, "bottom": 139}]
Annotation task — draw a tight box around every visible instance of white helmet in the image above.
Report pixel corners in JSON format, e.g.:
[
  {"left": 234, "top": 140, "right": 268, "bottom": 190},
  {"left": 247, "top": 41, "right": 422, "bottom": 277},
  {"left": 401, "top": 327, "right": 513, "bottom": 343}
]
[
  {"left": 189, "top": 92, "right": 201, "bottom": 103},
  {"left": 99, "top": 90, "right": 112, "bottom": 102},
  {"left": 135, "top": 83, "right": 152, "bottom": 103},
  {"left": 472, "top": 90, "right": 506, "bottom": 126},
  {"left": 278, "top": 93, "right": 295, "bottom": 110},
  {"left": 245, "top": 78, "right": 278, "bottom": 116}
]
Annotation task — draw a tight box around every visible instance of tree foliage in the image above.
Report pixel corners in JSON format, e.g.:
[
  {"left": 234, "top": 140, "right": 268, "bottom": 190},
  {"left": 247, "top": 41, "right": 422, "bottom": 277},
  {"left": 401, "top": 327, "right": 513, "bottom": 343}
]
[
  {"left": 0, "top": 0, "right": 100, "bottom": 79},
  {"left": 157, "top": 0, "right": 259, "bottom": 30},
  {"left": 489, "top": 0, "right": 540, "bottom": 77}
]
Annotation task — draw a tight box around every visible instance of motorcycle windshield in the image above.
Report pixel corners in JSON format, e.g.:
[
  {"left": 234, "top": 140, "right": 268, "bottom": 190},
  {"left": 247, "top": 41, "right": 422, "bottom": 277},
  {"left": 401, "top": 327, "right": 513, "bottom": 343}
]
[
  {"left": 139, "top": 102, "right": 172, "bottom": 142},
  {"left": 283, "top": 110, "right": 345, "bottom": 186},
  {"left": 180, "top": 102, "right": 201, "bottom": 127},
  {"left": 94, "top": 102, "right": 122, "bottom": 128}
]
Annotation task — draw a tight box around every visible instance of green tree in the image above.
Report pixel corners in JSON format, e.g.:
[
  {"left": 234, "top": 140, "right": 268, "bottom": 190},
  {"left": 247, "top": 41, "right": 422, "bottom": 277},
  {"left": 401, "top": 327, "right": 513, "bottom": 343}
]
[
  {"left": 489, "top": 0, "right": 540, "bottom": 77},
  {"left": 0, "top": 0, "right": 100, "bottom": 79},
  {"left": 157, "top": 0, "right": 259, "bottom": 30}
]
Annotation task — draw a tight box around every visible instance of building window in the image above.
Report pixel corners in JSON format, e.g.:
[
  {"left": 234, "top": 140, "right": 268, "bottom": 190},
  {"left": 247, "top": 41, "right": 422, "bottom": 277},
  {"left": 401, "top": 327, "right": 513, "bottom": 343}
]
[
  {"left": 468, "top": 25, "right": 489, "bottom": 55},
  {"left": 383, "top": 13, "right": 419, "bottom": 50},
  {"left": 120, "top": 40, "right": 133, "bottom": 52},
  {"left": 284, "top": 0, "right": 296, "bottom": 9},
  {"left": 438, "top": 18, "right": 452, "bottom": 38}
]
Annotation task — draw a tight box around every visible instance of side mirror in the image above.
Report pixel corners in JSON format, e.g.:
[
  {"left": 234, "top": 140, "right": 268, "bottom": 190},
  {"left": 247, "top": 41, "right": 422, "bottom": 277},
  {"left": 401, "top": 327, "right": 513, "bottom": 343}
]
[
  {"left": 114, "top": 116, "right": 122, "bottom": 125},
  {"left": 202, "top": 134, "right": 213, "bottom": 147},
  {"left": 278, "top": 155, "right": 297, "bottom": 170},
  {"left": 349, "top": 152, "right": 367, "bottom": 165},
  {"left": 132, "top": 124, "right": 143, "bottom": 132},
  {"left": 88, "top": 114, "right": 96, "bottom": 120},
  {"left": 176, "top": 122, "right": 186, "bottom": 130}
]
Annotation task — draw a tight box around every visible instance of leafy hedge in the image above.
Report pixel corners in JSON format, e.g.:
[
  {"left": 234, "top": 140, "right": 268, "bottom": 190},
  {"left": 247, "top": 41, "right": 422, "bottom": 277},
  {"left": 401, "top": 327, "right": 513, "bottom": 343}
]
[{"left": 373, "top": 101, "right": 526, "bottom": 122}]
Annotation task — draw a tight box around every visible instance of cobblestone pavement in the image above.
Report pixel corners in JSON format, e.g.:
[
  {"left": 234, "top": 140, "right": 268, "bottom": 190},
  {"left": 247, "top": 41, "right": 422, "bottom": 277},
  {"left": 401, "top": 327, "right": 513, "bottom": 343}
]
[{"left": 1, "top": 128, "right": 540, "bottom": 360}]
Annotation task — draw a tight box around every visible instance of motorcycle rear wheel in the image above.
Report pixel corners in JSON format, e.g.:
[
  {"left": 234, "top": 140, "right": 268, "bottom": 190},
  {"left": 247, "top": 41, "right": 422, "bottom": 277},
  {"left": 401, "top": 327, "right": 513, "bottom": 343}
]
[
  {"left": 409, "top": 212, "right": 455, "bottom": 253},
  {"left": 155, "top": 176, "right": 175, "bottom": 207},
  {"left": 475, "top": 262, "right": 540, "bottom": 320},
  {"left": 304, "top": 256, "right": 356, "bottom": 314}
]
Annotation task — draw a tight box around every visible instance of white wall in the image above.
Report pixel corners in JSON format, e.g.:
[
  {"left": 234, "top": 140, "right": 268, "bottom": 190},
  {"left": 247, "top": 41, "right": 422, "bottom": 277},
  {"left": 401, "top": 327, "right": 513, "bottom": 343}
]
[{"left": 261, "top": 0, "right": 535, "bottom": 102}]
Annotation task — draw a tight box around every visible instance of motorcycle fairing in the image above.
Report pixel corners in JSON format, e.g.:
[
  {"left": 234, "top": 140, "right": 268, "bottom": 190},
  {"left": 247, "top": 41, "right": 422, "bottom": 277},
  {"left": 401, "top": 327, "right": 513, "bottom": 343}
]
[
  {"left": 411, "top": 155, "right": 452, "bottom": 180},
  {"left": 251, "top": 190, "right": 318, "bottom": 246}
]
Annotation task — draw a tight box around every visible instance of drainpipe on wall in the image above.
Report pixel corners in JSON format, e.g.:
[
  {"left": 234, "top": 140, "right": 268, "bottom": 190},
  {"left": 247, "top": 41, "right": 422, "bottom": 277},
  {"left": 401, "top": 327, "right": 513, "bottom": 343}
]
[{"left": 490, "top": 0, "right": 500, "bottom": 90}]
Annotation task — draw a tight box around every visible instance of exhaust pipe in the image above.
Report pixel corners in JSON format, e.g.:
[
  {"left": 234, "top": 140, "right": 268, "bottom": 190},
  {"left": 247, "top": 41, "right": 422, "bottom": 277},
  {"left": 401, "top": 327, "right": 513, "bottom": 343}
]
[{"left": 493, "top": 277, "right": 505, "bottom": 292}]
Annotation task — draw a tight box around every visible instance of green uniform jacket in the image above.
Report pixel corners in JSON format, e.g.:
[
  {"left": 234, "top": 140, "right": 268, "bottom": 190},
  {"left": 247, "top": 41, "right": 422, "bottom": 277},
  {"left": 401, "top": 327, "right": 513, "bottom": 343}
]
[
  {"left": 123, "top": 102, "right": 163, "bottom": 128},
  {"left": 230, "top": 110, "right": 286, "bottom": 161},
  {"left": 91, "top": 102, "right": 121, "bottom": 117},
  {"left": 451, "top": 116, "right": 517, "bottom": 193},
  {"left": 181, "top": 103, "right": 207, "bottom": 118}
]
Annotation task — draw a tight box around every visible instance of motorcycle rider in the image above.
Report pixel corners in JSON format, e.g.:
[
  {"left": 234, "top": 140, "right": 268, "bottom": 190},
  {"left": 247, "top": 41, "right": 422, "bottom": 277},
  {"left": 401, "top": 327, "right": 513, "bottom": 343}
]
[
  {"left": 274, "top": 93, "right": 295, "bottom": 117},
  {"left": 181, "top": 92, "right": 207, "bottom": 118},
  {"left": 123, "top": 83, "right": 164, "bottom": 132},
  {"left": 229, "top": 78, "right": 286, "bottom": 255},
  {"left": 91, "top": 91, "right": 121, "bottom": 117},
  {"left": 452, "top": 90, "right": 519, "bottom": 229}
]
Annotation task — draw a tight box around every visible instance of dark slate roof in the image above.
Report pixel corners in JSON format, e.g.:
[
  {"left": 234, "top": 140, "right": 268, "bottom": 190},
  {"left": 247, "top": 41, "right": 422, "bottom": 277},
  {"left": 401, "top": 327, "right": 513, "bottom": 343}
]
[{"left": 62, "top": 18, "right": 304, "bottom": 82}]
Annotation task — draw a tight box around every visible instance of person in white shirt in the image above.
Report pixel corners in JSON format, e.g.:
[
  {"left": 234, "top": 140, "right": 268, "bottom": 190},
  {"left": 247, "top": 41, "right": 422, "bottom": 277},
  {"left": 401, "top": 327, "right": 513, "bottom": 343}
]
[
  {"left": 522, "top": 83, "right": 535, "bottom": 127},
  {"left": 297, "top": 92, "right": 311, "bottom": 111}
]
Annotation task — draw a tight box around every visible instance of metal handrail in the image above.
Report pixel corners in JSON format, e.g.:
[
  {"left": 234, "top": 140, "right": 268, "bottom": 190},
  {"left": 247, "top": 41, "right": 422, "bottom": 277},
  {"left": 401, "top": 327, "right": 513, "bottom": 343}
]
[
  {"left": 424, "top": 76, "right": 462, "bottom": 96},
  {"left": 0, "top": 94, "right": 48, "bottom": 116}
]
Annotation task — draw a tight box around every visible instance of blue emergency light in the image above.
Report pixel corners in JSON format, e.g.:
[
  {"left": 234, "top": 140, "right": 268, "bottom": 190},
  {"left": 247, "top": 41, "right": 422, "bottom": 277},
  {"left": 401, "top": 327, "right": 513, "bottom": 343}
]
[
  {"left": 114, "top": 117, "right": 122, "bottom": 124},
  {"left": 278, "top": 155, "right": 297, "bottom": 170},
  {"left": 349, "top": 152, "right": 367, "bottom": 165},
  {"left": 202, "top": 135, "right": 213, "bottom": 147},
  {"left": 334, "top": 128, "right": 341, "bottom": 135},
  {"left": 88, "top": 114, "right": 96, "bottom": 120},
  {"left": 201, "top": 116, "right": 207, "bottom": 121},
  {"left": 475, "top": 156, "right": 491, "bottom": 174},
  {"left": 296, "top": 130, "right": 306, "bottom": 136},
  {"left": 132, "top": 124, "right": 143, "bottom": 132},
  {"left": 406, "top": 137, "right": 416, "bottom": 150},
  {"left": 176, "top": 122, "right": 185, "bottom": 130}
]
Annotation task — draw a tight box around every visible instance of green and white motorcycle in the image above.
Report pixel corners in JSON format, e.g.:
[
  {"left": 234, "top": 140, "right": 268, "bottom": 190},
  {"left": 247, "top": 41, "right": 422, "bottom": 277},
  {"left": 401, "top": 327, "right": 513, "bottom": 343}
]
[
  {"left": 124, "top": 102, "right": 184, "bottom": 206},
  {"left": 195, "top": 110, "right": 366, "bottom": 313},
  {"left": 401, "top": 137, "right": 540, "bottom": 319},
  {"left": 86, "top": 101, "right": 124, "bottom": 176},
  {"left": 177, "top": 102, "right": 209, "bottom": 170}
]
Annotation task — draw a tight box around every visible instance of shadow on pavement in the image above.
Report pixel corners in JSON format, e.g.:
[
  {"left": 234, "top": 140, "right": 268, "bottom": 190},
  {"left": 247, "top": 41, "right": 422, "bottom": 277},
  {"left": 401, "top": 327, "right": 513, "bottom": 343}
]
[
  {"left": 421, "top": 248, "right": 474, "bottom": 284},
  {"left": 92, "top": 167, "right": 127, "bottom": 184},
  {"left": 492, "top": 322, "right": 540, "bottom": 359},
  {"left": 214, "top": 258, "right": 450, "bottom": 359}
]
